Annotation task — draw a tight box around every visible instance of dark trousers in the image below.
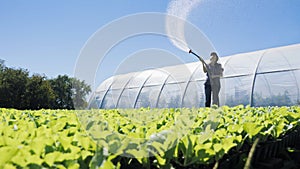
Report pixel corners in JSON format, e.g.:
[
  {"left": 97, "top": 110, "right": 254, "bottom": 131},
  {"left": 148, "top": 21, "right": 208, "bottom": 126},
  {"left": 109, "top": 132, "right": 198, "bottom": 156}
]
[
  {"left": 205, "top": 84, "right": 212, "bottom": 107},
  {"left": 204, "top": 79, "right": 221, "bottom": 107}
]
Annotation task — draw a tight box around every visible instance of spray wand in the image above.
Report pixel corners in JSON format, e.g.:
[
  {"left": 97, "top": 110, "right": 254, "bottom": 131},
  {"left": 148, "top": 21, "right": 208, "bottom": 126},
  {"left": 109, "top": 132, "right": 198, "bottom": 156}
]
[
  {"left": 188, "top": 49, "right": 208, "bottom": 67},
  {"left": 188, "top": 49, "right": 213, "bottom": 85}
]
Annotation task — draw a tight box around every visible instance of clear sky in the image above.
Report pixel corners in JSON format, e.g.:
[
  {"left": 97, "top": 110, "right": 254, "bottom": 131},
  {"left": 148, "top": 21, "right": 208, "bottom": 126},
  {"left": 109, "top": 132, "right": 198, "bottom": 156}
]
[{"left": 1, "top": 0, "right": 300, "bottom": 90}]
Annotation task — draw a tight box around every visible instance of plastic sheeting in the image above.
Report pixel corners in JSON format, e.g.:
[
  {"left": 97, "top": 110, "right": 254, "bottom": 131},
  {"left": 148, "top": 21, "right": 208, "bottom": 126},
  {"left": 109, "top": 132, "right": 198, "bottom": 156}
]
[{"left": 89, "top": 44, "right": 300, "bottom": 108}]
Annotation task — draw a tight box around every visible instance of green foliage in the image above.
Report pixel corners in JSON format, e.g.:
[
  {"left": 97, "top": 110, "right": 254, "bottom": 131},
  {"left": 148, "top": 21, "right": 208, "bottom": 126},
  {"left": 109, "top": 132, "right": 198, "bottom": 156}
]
[
  {"left": 24, "top": 74, "right": 55, "bottom": 109},
  {"left": 0, "top": 108, "right": 96, "bottom": 169},
  {"left": 49, "top": 75, "right": 91, "bottom": 109},
  {"left": 0, "top": 67, "right": 29, "bottom": 109},
  {"left": 0, "top": 59, "right": 4, "bottom": 71},
  {"left": 49, "top": 75, "right": 74, "bottom": 109},
  {"left": 0, "top": 106, "right": 300, "bottom": 168},
  {"left": 0, "top": 62, "right": 91, "bottom": 110},
  {"left": 71, "top": 78, "right": 91, "bottom": 109}
]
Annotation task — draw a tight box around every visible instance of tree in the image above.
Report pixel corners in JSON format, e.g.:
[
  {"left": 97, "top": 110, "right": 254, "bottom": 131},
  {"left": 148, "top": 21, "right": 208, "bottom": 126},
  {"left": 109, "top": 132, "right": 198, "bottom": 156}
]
[
  {"left": 49, "top": 75, "right": 74, "bottom": 109},
  {"left": 0, "top": 60, "right": 91, "bottom": 110},
  {"left": 24, "top": 74, "right": 55, "bottom": 109},
  {"left": 71, "top": 78, "right": 91, "bottom": 109},
  {"left": 49, "top": 75, "right": 91, "bottom": 109},
  {"left": 0, "top": 67, "right": 28, "bottom": 109},
  {"left": 0, "top": 59, "right": 4, "bottom": 71}
]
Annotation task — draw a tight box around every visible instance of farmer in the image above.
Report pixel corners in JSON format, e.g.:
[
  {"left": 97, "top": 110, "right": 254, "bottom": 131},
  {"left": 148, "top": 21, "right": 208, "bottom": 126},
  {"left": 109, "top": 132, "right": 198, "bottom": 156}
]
[{"left": 201, "top": 52, "right": 223, "bottom": 107}]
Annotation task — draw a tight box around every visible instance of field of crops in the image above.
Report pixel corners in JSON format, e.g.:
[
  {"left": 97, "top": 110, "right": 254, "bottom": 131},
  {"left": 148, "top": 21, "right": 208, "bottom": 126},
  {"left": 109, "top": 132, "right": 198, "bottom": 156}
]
[{"left": 1, "top": 106, "right": 300, "bottom": 169}]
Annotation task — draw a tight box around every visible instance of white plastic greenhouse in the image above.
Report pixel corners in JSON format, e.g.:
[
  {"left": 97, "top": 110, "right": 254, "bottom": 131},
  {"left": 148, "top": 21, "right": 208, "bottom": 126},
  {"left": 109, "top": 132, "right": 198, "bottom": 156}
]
[{"left": 89, "top": 44, "right": 300, "bottom": 108}]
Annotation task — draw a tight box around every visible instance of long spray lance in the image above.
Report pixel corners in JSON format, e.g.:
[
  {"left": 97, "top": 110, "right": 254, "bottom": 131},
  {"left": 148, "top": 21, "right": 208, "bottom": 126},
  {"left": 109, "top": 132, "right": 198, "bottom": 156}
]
[
  {"left": 188, "top": 49, "right": 213, "bottom": 85},
  {"left": 188, "top": 49, "right": 206, "bottom": 66}
]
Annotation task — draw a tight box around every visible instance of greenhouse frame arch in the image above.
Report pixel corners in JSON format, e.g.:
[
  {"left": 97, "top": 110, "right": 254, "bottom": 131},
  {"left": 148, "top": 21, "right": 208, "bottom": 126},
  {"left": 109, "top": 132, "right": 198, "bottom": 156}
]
[{"left": 89, "top": 44, "right": 300, "bottom": 108}]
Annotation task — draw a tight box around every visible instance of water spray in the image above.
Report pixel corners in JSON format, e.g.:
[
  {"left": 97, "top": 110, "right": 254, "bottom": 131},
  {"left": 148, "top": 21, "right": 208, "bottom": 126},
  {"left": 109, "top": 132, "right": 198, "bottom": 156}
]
[{"left": 166, "top": 0, "right": 201, "bottom": 52}]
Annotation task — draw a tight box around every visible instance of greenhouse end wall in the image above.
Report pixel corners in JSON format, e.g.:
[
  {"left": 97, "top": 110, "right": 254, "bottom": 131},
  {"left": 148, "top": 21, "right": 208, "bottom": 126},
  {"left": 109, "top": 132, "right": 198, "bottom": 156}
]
[{"left": 89, "top": 44, "right": 300, "bottom": 109}]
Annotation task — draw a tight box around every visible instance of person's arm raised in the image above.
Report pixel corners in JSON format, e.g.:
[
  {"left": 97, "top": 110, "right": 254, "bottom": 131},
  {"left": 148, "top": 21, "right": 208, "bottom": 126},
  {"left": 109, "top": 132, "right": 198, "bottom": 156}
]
[{"left": 202, "top": 62, "right": 207, "bottom": 73}]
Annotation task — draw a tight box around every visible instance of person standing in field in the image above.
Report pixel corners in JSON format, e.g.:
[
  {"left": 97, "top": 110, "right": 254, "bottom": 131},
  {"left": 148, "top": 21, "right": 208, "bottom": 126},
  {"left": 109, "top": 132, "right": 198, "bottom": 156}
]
[{"left": 201, "top": 52, "right": 223, "bottom": 107}]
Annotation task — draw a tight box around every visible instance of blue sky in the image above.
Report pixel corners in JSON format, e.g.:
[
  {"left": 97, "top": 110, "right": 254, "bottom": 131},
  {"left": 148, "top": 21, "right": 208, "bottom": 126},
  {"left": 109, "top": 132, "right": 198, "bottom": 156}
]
[{"left": 1, "top": 0, "right": 300, "bottom": 90}]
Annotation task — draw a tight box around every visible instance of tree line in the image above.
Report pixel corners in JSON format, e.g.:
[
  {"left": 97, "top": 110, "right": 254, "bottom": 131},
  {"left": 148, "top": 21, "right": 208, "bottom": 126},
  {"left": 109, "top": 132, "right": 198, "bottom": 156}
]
[{"left": 0, "top": 59, "right": 91, "bottom": 110}]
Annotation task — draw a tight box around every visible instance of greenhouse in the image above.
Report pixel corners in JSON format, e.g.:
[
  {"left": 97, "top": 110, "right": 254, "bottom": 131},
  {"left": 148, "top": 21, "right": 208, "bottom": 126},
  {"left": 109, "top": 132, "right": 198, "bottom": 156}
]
[{"left": 89, "top": 43, "right": 300, "bottom": 109}]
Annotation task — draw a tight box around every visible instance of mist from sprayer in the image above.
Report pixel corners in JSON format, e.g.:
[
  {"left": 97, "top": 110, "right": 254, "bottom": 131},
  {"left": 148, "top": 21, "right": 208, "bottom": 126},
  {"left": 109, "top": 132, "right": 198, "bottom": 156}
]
[{"left": 166, "top": 0, "right": 201, "bottom": 53}]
